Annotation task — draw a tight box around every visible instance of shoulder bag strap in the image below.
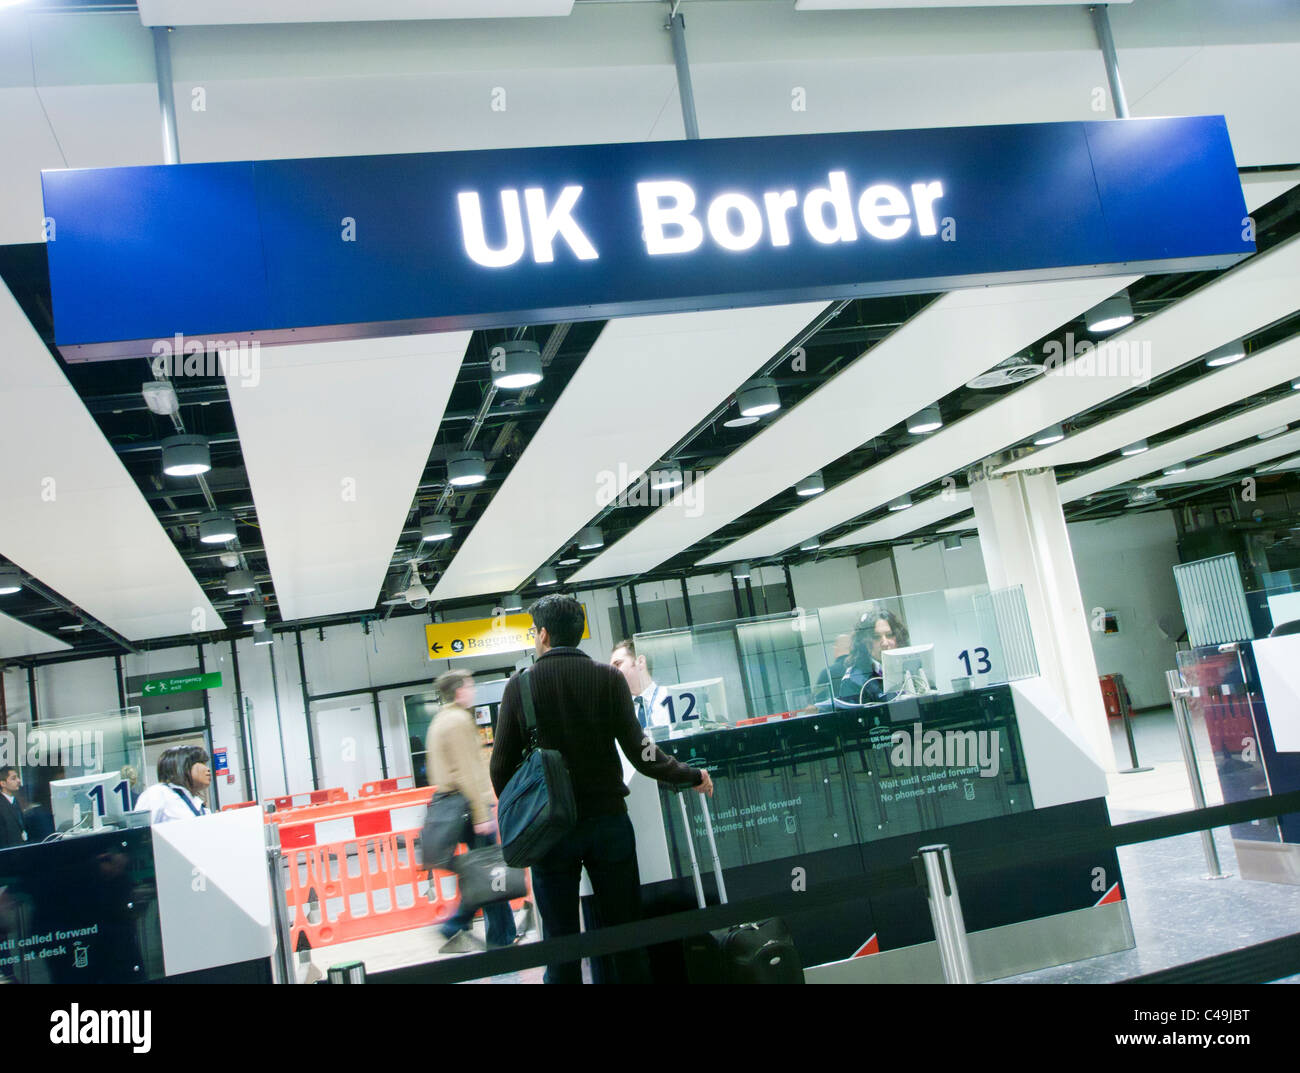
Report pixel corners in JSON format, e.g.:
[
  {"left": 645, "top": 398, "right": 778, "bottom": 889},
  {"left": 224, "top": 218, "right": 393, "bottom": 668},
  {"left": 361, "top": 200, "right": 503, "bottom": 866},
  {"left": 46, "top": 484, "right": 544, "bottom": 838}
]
[{"left": 518, "top": 667, "right": 541, "bottom": 752}]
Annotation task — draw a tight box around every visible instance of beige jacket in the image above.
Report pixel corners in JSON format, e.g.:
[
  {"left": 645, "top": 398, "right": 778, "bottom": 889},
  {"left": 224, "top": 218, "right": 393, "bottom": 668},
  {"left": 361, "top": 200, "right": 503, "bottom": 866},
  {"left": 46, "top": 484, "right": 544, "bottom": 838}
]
[{"left": 427, "top": 703, "right": 494, "bottom": 824}]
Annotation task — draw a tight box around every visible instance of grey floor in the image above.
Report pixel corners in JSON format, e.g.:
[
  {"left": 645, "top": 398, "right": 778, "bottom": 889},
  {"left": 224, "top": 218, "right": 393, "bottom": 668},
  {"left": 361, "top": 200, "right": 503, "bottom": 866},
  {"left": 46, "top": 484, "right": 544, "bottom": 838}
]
[{"left": 998, "top": 708, "right": 1300, "bottom": 984}]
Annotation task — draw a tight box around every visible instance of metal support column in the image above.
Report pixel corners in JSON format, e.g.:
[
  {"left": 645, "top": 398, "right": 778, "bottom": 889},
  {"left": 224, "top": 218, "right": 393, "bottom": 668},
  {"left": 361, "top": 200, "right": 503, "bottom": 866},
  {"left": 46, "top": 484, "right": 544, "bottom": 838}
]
[
  {"left": 229, "top": 638, "right": 255, "bottom": 800},
  {"left": 916, "top": 844, "right": 975, "bottom": 983},
  {"left": 114, "top": 654, "right": 127, "bottom": 712},
  {"left": 151, "top": 26, "right": 182, "bottom": 163},
  {"left": 1165, "top": 669, "right": 1231, "bottom": 880},
  {"left": 265, "top": 643, "right": 291, "bottom": 796},
  {"left": 196, "top": 644, "right": 220, "bottom": 810},
  {"left": 680, "top": 576, "right": 694, "bottom": 627},
  {"left": 666, "top": 5, "right": 700, "bottom": 140},
  {"left": 629, "top": 585, "right": 643, "bottom": 633},
  {"left": 615, "top": 588, "right": 631, "bottom": 639},
  {"left": 370, "top": 689, "right": 389, "bottom": 779},
  {"left": 295, "top": 630, "right": 320, "bottom": 790},
  {"left": 27, "top": 666, "right": 38, "bottom": 728},
  {"left": 1090, "top": 4, "right": 1130, "bottom": 119}
]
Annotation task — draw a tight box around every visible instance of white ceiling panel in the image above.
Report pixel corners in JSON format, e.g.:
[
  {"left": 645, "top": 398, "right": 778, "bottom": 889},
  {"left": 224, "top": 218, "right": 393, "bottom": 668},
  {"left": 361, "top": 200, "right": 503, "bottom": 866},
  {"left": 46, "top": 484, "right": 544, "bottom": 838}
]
[
  {"left": 796, "top": 1, "right": 1128, "bottom": 8},
  {"left": 0, "top": 283, "right": 224, "bottom": 641},
  {"left": 1139, "top": 428, "right": 1300, "bottom": 492},
  {"left": 823, "top": 234, "right": 1300, "bottom": 552},
  {"left": 1263, "top": 453, "right": 1300, "bottom": 474},
  {"left": 1000, "top": 335, "right": 1300, "bottom": 473},
  {"left": 1057, "top": 392, "right": 1300, "bottom": 502},
  {"left": 0, "top": 611, "right": 73, "bottom": 659},
  {"left": 676, "top": 277, "right": 1136, "bottom": 570},
  {"left": 139, "top": 1, "right": 574, "bottom": 25},
  {"left": 436, "top": 303, "right": 828, "bottom": 601},
  {"left": 225, "top": 332, "right": 470, "bottom": 621}
]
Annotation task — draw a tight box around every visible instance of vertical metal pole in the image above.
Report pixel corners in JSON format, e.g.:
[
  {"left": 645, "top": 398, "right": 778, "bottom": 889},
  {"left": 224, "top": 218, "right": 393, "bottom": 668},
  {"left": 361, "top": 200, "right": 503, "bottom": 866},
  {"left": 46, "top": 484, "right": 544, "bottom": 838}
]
[
  {"left": 1114, "top": 673, "right": 1152, "bottom": 774},
  {"left": 680, "top": 576, "right": 694, "bottom": 627},
  {"left": 783, "top": 563, "right": 797, "bottom": 612},
  {"left": 295, "top": 630, "right": 319, "bottom": 791},
  {"left": 615, "top": 587, "right": 630, "bottom": 640},
  {"left": 1165, "top": 669, "right": 1230, "bottom": 880},
  {"left": 666, "top": 9, "right": 701, "bottom": 140},
  {"left": 27, "top": 666, "right": 38, "bottom": 728},
  {"left": 629, "top": 584, "right": 643, "bottom": 633},
  {"left": 114, "top": 655, "right": 128, "bottom": 712},
  {"left": 731, "top": 576, "right": 744, "bottom": 619},
  {"left": 370, "top": 689, "right": 388, "bottom": 779},
  {"left": 743, "top": 578, "right": 757, "bottom": 618},
  {"left": 1090, "top": 5, "right": 1130, "bottom": 119},
  {"left": 197, "top": 643, "right": 220, "bottom": 810},
  {"left": 916, "top": 845, "right": 975, "bottom": 984},
  {"left": 151, "top": 26, "right": 182, "bottom": 164},
  {"left": 229, "top": 637, "right": 255, "bottom": 799},
  {"left": 266, "top": 642, "right": 291, "bottom": 797},
  {"left": 265, "top": 823, "right": 298, "bottom": 984}
]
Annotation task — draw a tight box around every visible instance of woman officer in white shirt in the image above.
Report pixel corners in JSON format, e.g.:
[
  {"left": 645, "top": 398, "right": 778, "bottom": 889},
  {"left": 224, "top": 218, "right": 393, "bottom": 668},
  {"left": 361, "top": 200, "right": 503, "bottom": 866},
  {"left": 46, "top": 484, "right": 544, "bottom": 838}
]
[{"left": 133, "top": 746, "right": 212, "bottom": 824}]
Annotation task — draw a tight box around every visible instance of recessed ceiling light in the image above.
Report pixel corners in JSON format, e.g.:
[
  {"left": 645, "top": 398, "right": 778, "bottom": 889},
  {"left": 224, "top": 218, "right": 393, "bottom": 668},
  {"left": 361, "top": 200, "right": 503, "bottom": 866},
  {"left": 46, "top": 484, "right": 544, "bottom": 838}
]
[
  {"left": 577, "top": 525, "right": 604, "bottom": 550},
  {"left": 503, "top": 592, "right": 524, "bottom": 612},
  {"left": 795, "top": 472, "right": 824, "bottom": 497},
  {"left": 906, "top": 406, "right": 943, "bottom": 435},
  {"left": 736, "top": 378, "right": 780, "bottom": 418},
  {"left": 1034, "top": 424, "right": 1065, "bottom": 446},
  {"left": 1162, "top": 462, "right": 1187, "bottom": 475},
  {"left": 0, "top": 568, "right": 21, "bottom": 595},
  {"left": 1258, "top": 426, "right": 1287, "bottom": 440},
  {"left": 722, "top": 415, "right": 760, "bottom": 429},
  {"left": 1205, "top": 340, "right": 1246, "bottom": 367},
  {"left": 558, "top": 557, "right": 581, "bottom": 566},
  {"left": 225, "top": 569, "right": 255, "bottom": 595},
  {"left": 1085, "top": 292, "right": 1134, "bottom": 334},
  {"left": 731, "top": 562, "right": 751, "bottom": 581},
  {"left": 253, "top": 626, "right": 273, "bottom": 646},
  {"left": 491, "top": 340, "right": 544, "bottom": 390},
  {"left": 241, "top": 602, "right": 267, "bottom": 626},
  {"left": 535, "top": 566, "right": 557, "bottom": 587},
  {"left": 1120, "top": 439, "right": 1149, "bottom": 457},
  {"left": 649, "top": 469, "right": 683, "bottom": 490},
  {"left": 888, "top": 494, "right": 913, "bottom": 512},
  {"left": 198, "top": 512, "right": 237, "bottom": 543},
  {"left": 799, "top": 536, "right": 819, "bottom": 552},
  {"left": 448, "top": 450, "right": 486, "bottom": 486},
  {"left": 943, "top": 535, "right": 963, "bottom": 552},
  {"left": 420, "top": 513, "right": 453, "bottom": 542},
  {"left": 161, "top": 434, "right": 211, "bottom": 477}
]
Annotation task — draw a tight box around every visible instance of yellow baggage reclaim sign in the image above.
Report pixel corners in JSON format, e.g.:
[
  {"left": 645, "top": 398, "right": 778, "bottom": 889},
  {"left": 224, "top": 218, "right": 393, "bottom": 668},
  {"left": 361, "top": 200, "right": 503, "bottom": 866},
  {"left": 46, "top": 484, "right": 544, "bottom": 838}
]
[{"left": 425, "top": 607, "right": 589, "bottom": 661}]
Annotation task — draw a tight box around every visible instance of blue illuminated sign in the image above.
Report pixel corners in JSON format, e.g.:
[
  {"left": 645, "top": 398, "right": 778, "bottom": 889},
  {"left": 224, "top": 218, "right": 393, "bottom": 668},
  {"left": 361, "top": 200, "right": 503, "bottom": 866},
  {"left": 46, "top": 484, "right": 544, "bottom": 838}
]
[{"left": 40, "top": 116, "right": 1252, "bottom": 360}]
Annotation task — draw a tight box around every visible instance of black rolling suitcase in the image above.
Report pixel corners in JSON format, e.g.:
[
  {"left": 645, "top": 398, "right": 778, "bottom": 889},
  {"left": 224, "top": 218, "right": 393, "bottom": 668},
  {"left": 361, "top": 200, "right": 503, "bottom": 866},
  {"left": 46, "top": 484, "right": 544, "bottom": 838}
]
[{"left": 677, "top": 790, "right": 804, "bottom": 985}]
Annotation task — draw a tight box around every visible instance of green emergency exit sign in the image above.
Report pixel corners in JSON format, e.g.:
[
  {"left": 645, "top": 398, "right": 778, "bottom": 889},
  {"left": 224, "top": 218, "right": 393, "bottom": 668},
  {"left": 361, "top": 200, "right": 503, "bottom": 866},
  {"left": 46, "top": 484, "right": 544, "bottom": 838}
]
[{"left": 140, "top": 671, "right": 223, "bottom": 697}]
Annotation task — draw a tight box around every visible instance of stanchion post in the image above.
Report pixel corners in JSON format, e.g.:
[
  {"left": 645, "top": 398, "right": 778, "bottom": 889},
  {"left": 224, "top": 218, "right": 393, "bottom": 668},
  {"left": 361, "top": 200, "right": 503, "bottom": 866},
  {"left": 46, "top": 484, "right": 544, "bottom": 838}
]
[
  {"left": 328, "top": 961, "right": 367, "bottom": 984},
  {"left": 915, "top": 844, "right": 975, "bottom": 984},
  {"left": 265, "top": 822, "right": 300, "bottom": 983},
  {"left": 1164, "top": 669, "right": 1231, "bottom": 881},
  {"left": 1114, "top": 672, "right": 1153, "bottom": 773}
]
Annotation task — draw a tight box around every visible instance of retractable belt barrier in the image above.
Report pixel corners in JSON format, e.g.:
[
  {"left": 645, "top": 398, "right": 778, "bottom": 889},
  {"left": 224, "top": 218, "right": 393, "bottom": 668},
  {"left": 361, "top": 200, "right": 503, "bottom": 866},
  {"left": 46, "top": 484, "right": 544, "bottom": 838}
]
[
  {"left": 366, "top": 787, "right": 1300, "bottom": 986},
  {"left": 264, "top": 785, "right": 527, "bottom": 951}
]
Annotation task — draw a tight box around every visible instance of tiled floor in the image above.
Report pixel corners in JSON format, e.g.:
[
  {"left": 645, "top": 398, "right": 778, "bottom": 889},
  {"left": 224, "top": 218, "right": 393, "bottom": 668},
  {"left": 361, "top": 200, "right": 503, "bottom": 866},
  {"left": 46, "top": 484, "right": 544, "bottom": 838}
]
[
  {"left": 998, "top": 708, "right": 1299, "bottom": 984},
  {"left": 304, "top": 706, "right": 1299, "bottom": 984}
]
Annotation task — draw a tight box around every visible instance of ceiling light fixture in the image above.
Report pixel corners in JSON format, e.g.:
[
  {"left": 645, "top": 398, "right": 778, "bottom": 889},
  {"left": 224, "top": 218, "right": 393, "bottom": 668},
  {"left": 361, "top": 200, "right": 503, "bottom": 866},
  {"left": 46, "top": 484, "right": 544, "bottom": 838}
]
[
  {"left": 1205, "top": 339, "right": 1246, "bottom": 368},
  {"left": 731, "top": 562, "right": 751, "bottom": 581},
  {"left": 1258, "top": 426, "right": 1288, "bottom": 440},
  {"left": 534, "top": 566, "right": 558, "bottom": 587},
  {"left": 1292, "top": 378, "right": 1300, "bottom": 391},
  {"left": 225, "top": 569, "right": 255, "bottom": 595},
  {"left": 1034, "top": 424, "right": 1065, "bottom": 446},
  {"left": 795, "top": 472, "right": 825, "bottom": 497},
  {"left": 943, "top": 535, "right": 963, "bottom": 552},
  {"left": 242, "top": 602, "right": 267, "bottom": 626},
  {"left": 649, "top": 469, "right": 684, "bottom": 490},
  {"left": 420, "top": 513, "right": 453, "bottom": 542},
  {"left": 253, "top": 626, "right": 273, "bottom": 646},
  {"left": 799, "top": 536, "right": 819, "bottom": 552},
  {"left": 906, "top": 406, "right": 943, "bottom": 435},
  {"left": 491, "top": 340, "right": 544, "bottom": 390},
  {"left": 1085, "top": 292, "right": 1135, "bottom": 333},
  {"left": 0, "top": 568, "right": 21, "bottom": 595},
  {"left": 722, "top": 415, "right": 760, "bottom": 429},
  {"left": 888, "top": 494, "right": 913, "bottom": 512},
  {"left": 447, "top": 450, "right": 486, "bottom": 487},
  {"left": 142, "top": 381, "right": 180, "bottom": 415},
  {"left": 503, "top": 592, "right": 524, "bottom": 612},
  {"left": 161, "top": 434, "right": 211, "bottom": 477},
  {"left": 736, "top": 378, "right": 780, "bottom": 418},
  {"left": 1120, "top": 439, "right": 1149, "bottom": 457},
  {"left": 577, "top": 526, "right": 604, "bottom": 550},
  {"left": 198, "top": 512, "right": 237, "bottom": 544},
  {"left": 1162, "top": 462, "right": 1187, "bottom": 476}
]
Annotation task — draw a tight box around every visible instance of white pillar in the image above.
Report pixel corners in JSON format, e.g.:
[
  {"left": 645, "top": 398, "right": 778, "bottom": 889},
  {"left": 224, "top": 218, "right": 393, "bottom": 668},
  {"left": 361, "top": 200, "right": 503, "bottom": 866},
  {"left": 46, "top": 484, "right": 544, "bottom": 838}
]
[{"left": 968, "top": 458, "right": 1114, "bottom": 772}]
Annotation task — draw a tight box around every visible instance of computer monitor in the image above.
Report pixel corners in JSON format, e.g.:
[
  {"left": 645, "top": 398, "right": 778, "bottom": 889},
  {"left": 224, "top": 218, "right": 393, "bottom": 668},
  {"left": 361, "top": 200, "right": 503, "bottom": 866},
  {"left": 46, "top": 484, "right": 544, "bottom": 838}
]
[
  {"left": 882, "top": 644, "right": 937, "bottom": 696},
  {"left": 50, "top": 771, "right": 129, "bottom": 833}
]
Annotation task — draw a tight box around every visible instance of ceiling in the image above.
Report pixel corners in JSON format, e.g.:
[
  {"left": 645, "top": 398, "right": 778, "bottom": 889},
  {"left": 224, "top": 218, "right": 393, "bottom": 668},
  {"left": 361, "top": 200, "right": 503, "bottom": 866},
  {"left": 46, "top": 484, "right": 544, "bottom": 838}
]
[{"left": 0, "top": 1, "right": 1298, "bottom": 661}]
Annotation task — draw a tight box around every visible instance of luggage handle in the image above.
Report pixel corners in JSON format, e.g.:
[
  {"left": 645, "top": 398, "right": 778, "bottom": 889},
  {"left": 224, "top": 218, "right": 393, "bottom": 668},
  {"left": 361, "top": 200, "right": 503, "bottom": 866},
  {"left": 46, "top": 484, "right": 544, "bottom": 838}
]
[{"left": 675, "top": 779, "right": 728, "bottom": 907}]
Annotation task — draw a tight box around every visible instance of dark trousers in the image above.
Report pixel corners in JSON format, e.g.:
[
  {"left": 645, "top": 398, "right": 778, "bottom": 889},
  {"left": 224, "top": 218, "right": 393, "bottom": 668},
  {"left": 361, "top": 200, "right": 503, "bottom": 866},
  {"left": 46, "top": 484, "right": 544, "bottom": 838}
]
[
  {"left": 531, "top": 812, "right": 649, "bottom": 984},
  {"left": 442, "top": 830, "right": 517, "bottom": 948}
]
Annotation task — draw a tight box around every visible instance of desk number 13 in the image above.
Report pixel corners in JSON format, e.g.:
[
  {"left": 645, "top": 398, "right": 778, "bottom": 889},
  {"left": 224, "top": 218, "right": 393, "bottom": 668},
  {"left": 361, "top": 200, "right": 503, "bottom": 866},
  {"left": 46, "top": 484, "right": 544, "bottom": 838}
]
[{"left": 957, "top": 648, "right": 992, "bottom": 675}]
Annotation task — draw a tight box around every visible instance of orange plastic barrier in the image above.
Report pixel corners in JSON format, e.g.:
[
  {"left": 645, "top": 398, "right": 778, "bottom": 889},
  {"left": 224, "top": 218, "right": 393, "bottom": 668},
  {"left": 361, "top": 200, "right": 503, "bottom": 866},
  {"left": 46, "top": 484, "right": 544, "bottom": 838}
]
[
  {"left": 221, "top": 801, "right": 258, "bottom": 812},
  {"left": 270, "top": 786, "right": 527, "bottom": 950},
  {"left": 359, "top": 776, "right": 415, "bottom": 796},
  {"left": 267, "top": 787, "right": 348, "bottom": 811}
]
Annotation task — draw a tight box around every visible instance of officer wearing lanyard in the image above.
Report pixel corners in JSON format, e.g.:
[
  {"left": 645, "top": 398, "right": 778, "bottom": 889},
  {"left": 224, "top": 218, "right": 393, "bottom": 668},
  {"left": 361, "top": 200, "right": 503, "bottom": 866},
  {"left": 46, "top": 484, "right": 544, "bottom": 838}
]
[{"left": 635, "top": 683, "right": 664, "bottom": 730}]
